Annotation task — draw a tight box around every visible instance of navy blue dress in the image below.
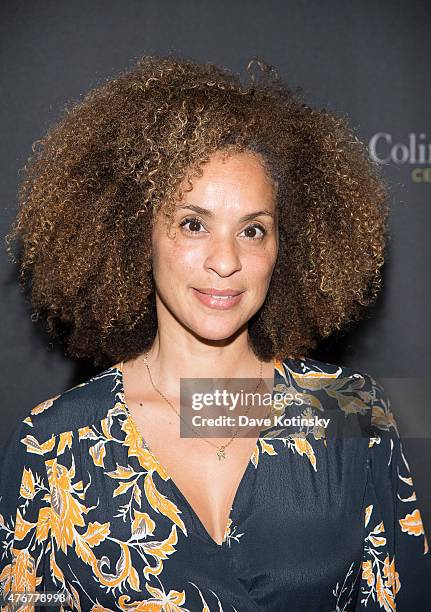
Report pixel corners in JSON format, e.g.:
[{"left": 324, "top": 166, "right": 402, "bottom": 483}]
[{"left": 0, "top": 357, "right": 430, "bottom": 611}]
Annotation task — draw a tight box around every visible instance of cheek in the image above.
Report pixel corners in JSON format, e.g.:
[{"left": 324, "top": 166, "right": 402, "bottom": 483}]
[
  {"left": 235, "top": 262, "right": 269, "bottom": 300},
  {"left": 246, "top": 246, "right": 278, "bottom": 281},
  {"left": 170, "top": 241, "right": 201, "bottom": 274},
  {"left": 153, "top": 238, "right": 199, "bottom": 281}
]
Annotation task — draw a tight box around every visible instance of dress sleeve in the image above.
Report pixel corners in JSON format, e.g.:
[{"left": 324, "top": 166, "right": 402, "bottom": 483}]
[
  {"left": 357, "top": 377, "right": 431, "bottom": 611},
  {"left": 0, "top": 413, "right": 59, "bottom": 611}
]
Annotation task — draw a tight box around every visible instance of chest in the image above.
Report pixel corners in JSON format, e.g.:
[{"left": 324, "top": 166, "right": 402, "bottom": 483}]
[
  {"left": 127, "top": 396, "right": 261, "bottom": 546},
  {"left": 56, "top": 429, "right": 370, "bottom": 611}
]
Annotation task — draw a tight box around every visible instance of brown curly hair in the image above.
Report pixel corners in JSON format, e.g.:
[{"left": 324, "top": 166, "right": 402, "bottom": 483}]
[{"left": 5, "top": 53, "right": 390, "bottom": 368}]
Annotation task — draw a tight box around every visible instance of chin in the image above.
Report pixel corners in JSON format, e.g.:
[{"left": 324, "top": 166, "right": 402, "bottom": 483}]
[{"left": 188, "top": 320, "right": 245, "bottom": 343}]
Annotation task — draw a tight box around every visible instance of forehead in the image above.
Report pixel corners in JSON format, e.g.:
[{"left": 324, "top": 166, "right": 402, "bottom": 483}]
[{"left": 175, "top": 150, "right": 277, "bottom": 207}]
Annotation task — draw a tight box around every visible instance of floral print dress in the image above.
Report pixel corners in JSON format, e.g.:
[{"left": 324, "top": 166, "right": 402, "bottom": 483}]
[{"left": 0, "top": 357, "right": 430, "bottom": 611}]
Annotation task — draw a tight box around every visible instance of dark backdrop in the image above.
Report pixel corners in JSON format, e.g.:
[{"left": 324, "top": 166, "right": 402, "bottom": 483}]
[{"left": 1, "top": 0, "right": 430, "bottom": 535}]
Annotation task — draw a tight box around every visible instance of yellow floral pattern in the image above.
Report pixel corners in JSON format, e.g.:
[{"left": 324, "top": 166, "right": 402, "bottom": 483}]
[{"left": 0, "top": 357, "right": 429, "bottom": 610}]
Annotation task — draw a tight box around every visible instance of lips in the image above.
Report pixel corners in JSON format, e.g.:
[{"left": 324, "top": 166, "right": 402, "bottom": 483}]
[
  {"left": 193, "top": 288, "right": 244, "bottom": 297},
  {"left": 191, "top": 288, "right": 244, "bottom": 310}
]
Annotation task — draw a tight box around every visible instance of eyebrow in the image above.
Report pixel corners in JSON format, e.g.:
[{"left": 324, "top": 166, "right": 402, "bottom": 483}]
[{"left": 177, "top": 204, "right": 274, "bottom": 222}]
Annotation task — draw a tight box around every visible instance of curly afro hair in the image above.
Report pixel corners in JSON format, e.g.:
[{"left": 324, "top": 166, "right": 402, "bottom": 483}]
[{"left": 5, "top": 53, "right": 390, "bottom": 368}]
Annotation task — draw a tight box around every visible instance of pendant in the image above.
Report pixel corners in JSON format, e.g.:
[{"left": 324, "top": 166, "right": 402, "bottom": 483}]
[{"left": 217, "top": 446, "right": 226, "bottom": 460}]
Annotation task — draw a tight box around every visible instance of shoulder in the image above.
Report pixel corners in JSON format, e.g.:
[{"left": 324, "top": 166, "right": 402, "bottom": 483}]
[
  {"left": 279, "top": 353, "right": 377, "bottom": 389},
  {"left": 16, "top": 363, "right": 123, "bottom": 447},
  {"left": 278, "top": 355, "right": 397, "bottom": 438}
]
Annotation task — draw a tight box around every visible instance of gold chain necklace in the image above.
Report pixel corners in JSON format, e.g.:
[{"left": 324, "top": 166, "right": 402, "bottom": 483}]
[{"left": 141, "top": 353, "right": 263, "bottom": 461}]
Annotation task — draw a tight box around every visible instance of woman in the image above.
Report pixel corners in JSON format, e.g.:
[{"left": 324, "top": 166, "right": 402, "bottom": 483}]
[{"left": 1, "top": 54, "right": 429, "bottom": 611}]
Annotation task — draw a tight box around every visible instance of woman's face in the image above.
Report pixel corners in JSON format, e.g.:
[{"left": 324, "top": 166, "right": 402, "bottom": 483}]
[{"left": 151, "top": 150, "right": 279, "bottom": 343}]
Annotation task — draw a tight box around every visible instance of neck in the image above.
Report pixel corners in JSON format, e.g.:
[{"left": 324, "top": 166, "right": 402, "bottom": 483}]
[
  {"left": 138, "top": 334, "right": 271, "bottom": 404},
  {"left": 145, "top": 328, "right": 261, "bottom": 382}
]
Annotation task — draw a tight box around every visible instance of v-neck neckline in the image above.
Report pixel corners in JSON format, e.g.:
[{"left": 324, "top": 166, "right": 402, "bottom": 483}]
[{"left": 114, "top": 357, "right": 282, "bottom": 548}]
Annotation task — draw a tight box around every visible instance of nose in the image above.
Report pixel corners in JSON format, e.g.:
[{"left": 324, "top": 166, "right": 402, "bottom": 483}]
[{"left": 203, "top": 233, "right": 242, "bottom": 277}]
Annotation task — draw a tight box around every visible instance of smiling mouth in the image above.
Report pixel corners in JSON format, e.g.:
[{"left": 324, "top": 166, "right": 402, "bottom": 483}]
[
  {"left": 191, "top": 288, "right": 244, "bottom": 309},
  {"left": 193, "top": 288, "right": 244, "bottom": 297},
  {"left": 197, "top": 293, "right": 236, "bottom": 300}
]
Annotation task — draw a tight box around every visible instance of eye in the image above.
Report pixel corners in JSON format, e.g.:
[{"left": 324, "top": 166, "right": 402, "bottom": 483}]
[
  {"left": 240, "top": 223, "right": 267, "bottom": 240},
  {"left": 179, "top": 216, "right": 206, "bottom": 234}
]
